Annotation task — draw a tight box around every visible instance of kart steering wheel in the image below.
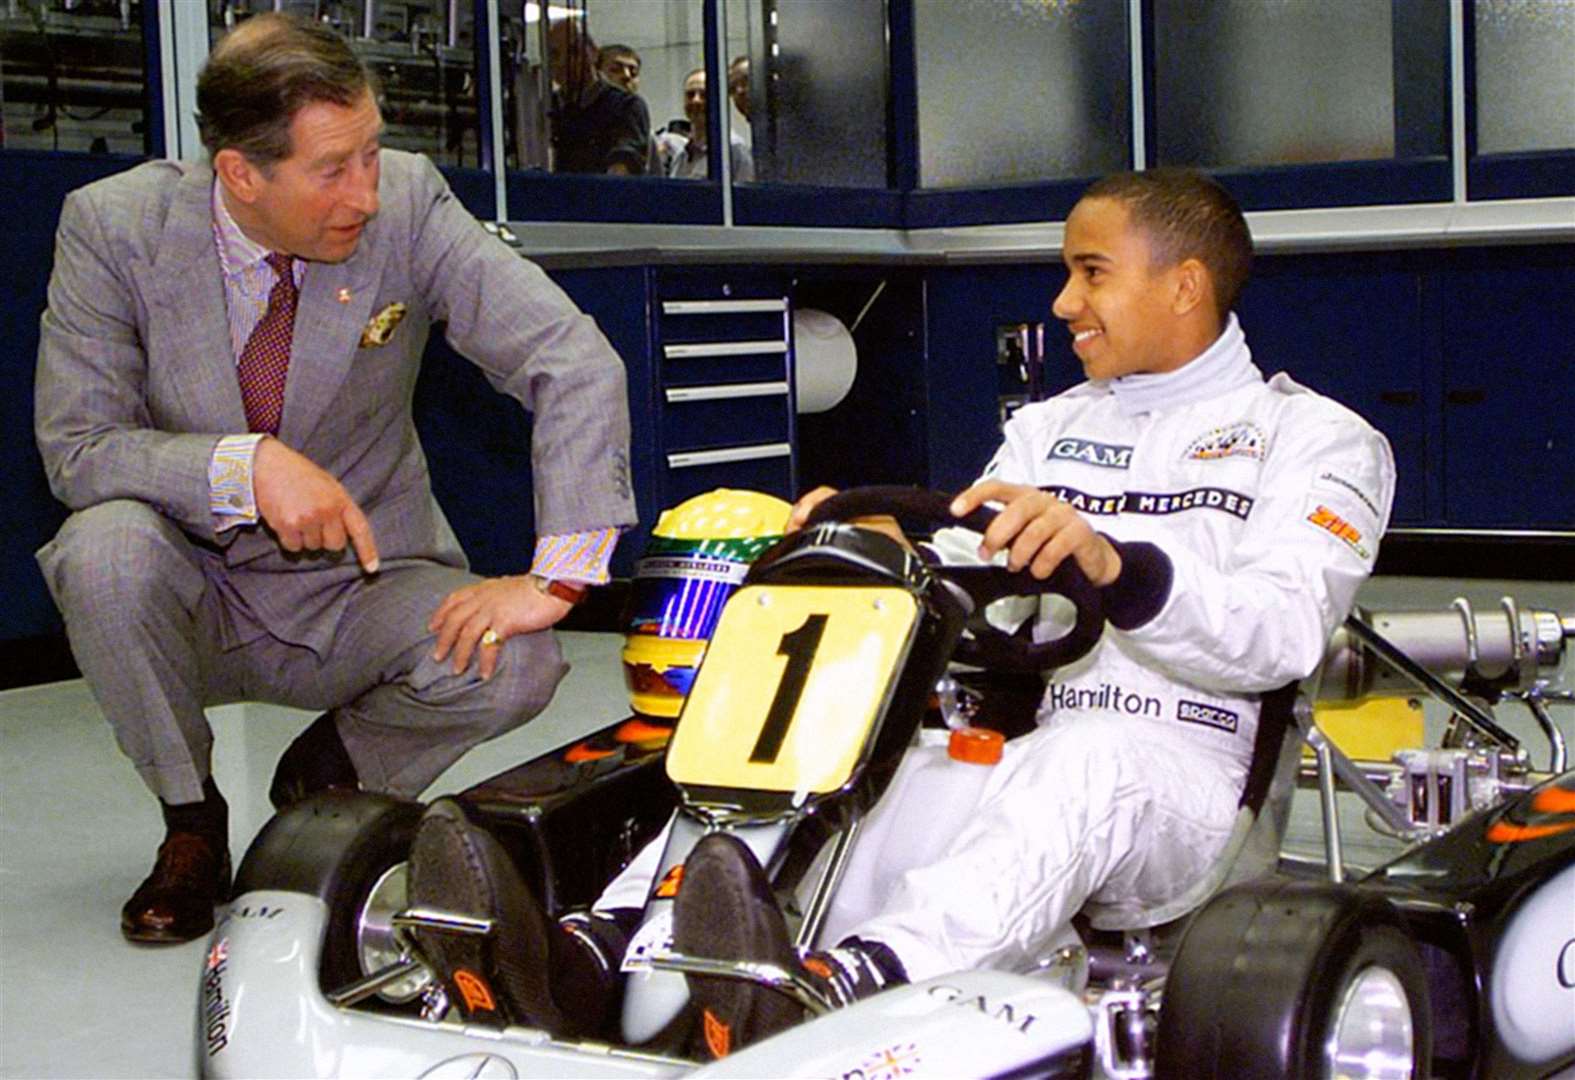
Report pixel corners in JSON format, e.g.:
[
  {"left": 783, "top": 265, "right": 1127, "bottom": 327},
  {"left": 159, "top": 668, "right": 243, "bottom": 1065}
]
[{"left": 802, "top": 485, "right": 1105, "bottom": 671}]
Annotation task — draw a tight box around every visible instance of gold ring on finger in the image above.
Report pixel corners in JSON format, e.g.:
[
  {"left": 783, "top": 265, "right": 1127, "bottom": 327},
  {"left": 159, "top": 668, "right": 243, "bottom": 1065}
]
[{"left": 480, "top": 628, "right": 502, "bottom": 647}]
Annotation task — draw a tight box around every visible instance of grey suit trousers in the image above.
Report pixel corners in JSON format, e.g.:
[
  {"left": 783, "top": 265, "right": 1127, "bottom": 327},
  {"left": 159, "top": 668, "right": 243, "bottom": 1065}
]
[{"left": 37, "top": 500, "right": 567, "bottom": 805}]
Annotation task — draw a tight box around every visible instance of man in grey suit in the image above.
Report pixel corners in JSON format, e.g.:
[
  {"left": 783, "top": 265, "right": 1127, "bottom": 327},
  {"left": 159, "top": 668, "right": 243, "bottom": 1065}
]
[{"left": 33, "top": 13, "right": 636, "bottom": 944}]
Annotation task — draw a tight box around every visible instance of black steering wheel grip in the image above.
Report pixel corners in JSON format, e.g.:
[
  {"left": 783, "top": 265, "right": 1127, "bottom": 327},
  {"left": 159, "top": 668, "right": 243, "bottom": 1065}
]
[{"left": 802, "top": 485, "right": 1105, "bottom": 671}]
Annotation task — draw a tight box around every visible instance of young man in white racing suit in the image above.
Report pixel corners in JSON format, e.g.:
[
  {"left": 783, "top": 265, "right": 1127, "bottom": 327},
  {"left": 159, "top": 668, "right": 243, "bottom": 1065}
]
[{"left": 404, "top": 168, "right": 1397, "bottom": 1056}]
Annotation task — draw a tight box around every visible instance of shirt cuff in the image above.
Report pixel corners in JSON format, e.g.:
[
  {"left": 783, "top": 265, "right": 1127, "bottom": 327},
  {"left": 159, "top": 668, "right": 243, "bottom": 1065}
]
[
  {"left": 1098, "top": 536, "right": 1174, "bottom": 631},
  {"left": 209, "top": 434, "right": 266, "bottom": 531},
  {"left": 530, "top": 527, "right": 619, "bottom": 585}
]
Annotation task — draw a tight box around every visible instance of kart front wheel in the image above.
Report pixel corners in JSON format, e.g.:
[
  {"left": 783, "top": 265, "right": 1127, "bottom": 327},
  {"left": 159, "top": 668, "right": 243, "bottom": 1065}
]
[
  {"left": 1154, "top": 879, "right": 1431, "bottom": 1080},
  {"left": 233, "top": 792, "right": 427, "bottom": 1004}
]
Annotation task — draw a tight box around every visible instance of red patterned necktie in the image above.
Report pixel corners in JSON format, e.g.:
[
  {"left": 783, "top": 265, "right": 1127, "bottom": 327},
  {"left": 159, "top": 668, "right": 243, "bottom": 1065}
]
[{"left": 237, "top": 252, "right": 299, "bottom": 435}]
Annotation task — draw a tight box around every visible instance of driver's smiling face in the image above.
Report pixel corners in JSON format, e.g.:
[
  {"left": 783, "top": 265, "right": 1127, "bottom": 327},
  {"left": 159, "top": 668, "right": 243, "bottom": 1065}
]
[{"left": 1051, "top": 196, "right": 1189, "bottom": 382}]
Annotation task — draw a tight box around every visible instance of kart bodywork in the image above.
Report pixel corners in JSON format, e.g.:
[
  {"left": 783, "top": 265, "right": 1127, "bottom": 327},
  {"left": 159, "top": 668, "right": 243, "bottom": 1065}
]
[{"left": 201, "top": 489, "right": 1575, "bottom": 1079}]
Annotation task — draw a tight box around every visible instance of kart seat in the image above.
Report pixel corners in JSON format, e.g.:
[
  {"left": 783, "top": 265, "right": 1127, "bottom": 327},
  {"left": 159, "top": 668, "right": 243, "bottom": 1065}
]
[{"left": 1084, "top": 681, "right": 1304, "bottom": 937}]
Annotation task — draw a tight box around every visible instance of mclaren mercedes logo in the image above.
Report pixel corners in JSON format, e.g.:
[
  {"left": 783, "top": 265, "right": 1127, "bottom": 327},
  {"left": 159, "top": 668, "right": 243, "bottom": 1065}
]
[{"left": 418, "top": 1052, "right": 519, "bottom": 1079}]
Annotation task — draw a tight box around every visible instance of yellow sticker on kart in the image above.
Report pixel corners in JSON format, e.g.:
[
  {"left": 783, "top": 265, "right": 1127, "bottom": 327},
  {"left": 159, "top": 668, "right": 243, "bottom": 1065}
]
[{"left": 666, "top": 584, "right": 919, "bottom": 795}]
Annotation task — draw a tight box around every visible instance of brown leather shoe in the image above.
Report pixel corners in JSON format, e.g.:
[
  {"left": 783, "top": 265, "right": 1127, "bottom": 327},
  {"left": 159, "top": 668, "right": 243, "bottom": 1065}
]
[{"left": 120, "top": 832, "right": 232, "bottom": 944}]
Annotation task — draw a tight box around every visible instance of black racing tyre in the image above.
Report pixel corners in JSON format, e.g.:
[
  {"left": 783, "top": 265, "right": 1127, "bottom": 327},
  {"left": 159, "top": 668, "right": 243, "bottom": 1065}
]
[
  {"left": 233, "top": 792, "right": 425, "bottom": 1000},
  {"left": 1154, "top": 878, "right": 1431, "bottom": 1080}
]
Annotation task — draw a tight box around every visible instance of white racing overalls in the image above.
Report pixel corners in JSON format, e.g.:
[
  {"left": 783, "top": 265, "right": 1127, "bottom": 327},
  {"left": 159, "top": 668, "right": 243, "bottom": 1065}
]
[{"left": 602, "top": 315, "right": 1396, "bottom": 981}]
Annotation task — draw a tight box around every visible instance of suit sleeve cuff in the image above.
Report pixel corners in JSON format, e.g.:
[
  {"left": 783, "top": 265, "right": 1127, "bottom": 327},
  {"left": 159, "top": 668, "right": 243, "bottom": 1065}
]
[
  {"left": 1099, "top": 536, "right": 1173, "bottom": 631},
  {"left": 209, "top": 433, "right": 265, "bottom": 532},
  {"left": 530, "top": 528, "right": 619, "bottom": 585}
]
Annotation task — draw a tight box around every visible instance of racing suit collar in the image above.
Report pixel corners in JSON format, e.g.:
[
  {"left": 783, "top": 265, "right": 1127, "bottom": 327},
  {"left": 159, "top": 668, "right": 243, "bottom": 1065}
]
[{"left": 1107, "top": 314, "right": 1262, "bottom": 417}]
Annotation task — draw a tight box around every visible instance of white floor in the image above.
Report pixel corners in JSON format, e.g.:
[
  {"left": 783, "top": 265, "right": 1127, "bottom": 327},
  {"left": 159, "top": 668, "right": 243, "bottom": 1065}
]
[
  {"left": 2, "top": 578, "right": 1571, "bottom": 1078},
  {"left": 0, "top": 631, "right": 628, "bottom": 1080}
]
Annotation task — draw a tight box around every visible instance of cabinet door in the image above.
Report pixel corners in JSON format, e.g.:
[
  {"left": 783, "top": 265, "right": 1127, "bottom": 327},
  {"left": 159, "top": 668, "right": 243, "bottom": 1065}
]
[
  {"left": 1438, "top": 249, "right": 1575, "bottom": 528},
  {"left": 1236, "top": 255, "right": 1429, "bottom": 525}
]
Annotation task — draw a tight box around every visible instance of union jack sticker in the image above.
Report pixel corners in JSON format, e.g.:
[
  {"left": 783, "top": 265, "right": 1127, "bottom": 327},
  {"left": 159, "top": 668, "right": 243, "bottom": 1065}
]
[{"left": 860, "top": 1041, "right": 922, "bottom": 1079}]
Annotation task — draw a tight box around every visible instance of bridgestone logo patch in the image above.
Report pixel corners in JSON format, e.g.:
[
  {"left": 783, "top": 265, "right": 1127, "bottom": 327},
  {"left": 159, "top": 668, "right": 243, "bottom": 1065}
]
[{"left": 1177, "top": 700, "right": 1239, "bottom": 733}]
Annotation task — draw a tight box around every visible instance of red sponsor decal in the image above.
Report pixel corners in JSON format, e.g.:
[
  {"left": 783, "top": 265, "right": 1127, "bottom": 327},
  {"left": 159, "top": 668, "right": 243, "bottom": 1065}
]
[
  {"left": 453, "top": 969, "right": 496, "bottom": 1012},
  {"left": 654, "top": 864, "right": 685, "bottom": 899},
  {"left": 703, "top": 1008, "right": 732, "bottom": 1058}
]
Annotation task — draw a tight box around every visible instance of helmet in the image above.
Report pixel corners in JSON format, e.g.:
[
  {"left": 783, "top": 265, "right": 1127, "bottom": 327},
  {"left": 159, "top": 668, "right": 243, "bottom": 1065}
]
[{"left": 622, "top": 488, "right": 792, "bottom": 717}]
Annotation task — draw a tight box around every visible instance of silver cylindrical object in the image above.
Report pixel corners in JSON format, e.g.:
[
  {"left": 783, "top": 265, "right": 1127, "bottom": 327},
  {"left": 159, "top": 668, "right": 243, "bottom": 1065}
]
[{"left": 1318, "top": 602, "right": 1568, "bottom": 702}]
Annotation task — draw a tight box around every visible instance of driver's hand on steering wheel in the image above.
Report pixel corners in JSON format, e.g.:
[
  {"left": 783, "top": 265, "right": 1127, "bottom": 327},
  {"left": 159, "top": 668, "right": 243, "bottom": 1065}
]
[
  {"left": 788, "top": 486, "right": 913, "bottom": 549},
  {"left": 949, "top": 480, "right": 1123, "bottom": 586}
]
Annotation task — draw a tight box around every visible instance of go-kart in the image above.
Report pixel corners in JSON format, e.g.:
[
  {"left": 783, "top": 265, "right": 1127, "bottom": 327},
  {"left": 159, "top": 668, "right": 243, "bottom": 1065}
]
[{"left": 198, "top": 487, "right": 1575, "bottom": 1079}]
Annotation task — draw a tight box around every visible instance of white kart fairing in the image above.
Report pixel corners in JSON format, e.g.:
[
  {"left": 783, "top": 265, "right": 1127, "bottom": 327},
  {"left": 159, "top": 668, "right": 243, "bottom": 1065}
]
[
  {"left": 684, "top": 970, "right": 1092, "bottom": 1078},
  {"left": 203, "top": 889, "right": 1091, "bottom": 1078},
  {"left": 201, "top": 890, "right": 683, "bottom": 1079}
]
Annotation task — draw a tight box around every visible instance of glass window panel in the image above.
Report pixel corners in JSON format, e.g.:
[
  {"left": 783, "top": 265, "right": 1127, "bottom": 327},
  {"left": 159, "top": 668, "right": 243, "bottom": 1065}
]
[
  {"left": 211, "top": 0, "right": 481, "bottom": 169},
  {"left": 914, "top": 0, "right": 1129, "bottom": 189},
  {"left": 1, "top": 0, "right": 151, "bottom": 155},
  {"left": 730, "top": 0, "right": 888, "bottom": 188},
  {"left": 1475, "top": 0, "right": 1575, "bottom": 155},
  {"left": 1152, "top": 0, "right": 1446, "bottom": 169},
  {"left": 501, "top": 0, "right": 700, "bottom": 177},
  {"left": 724, "top": 0, "right": 752, "bottom": 167}
]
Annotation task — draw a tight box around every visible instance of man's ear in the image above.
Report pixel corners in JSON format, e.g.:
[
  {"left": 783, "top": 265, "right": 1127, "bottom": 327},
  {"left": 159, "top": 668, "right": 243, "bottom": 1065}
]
[
  {"left": 213, "top": 148, "right": 261, "bottom": 204},
  {"left": 1171, "top": 257, "right": 1212, "bottom": 318}
]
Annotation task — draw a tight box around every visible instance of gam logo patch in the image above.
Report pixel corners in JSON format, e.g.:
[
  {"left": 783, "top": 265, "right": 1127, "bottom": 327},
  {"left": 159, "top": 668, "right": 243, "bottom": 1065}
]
[
  {"left": 1184, "top": 421, "right": 1267, "bottom": 461},
  {"left": 1049, "top": 438, "right": 1133, "bottom": 470}
]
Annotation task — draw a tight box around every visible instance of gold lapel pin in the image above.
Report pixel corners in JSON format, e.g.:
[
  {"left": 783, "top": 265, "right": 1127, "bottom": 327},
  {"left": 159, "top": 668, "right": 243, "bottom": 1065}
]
[{"left": 336, "top": 288, "right": 353, "bottom": 304}]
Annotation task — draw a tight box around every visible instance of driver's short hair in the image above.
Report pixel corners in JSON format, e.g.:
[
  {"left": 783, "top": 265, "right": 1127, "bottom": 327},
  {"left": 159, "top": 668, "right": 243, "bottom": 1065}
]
[
  {"left": 196, "top": 12, "right": 377, "bottom": 168},
  {"left": 1082, "top": 168, "right": 1253, "bottom": 323}
]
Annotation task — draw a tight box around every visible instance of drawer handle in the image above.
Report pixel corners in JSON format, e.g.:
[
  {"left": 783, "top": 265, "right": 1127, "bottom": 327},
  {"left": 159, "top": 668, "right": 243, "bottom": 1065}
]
[
  {"left": 667, "top": 443, "right": 792, "bottom": 468},
  {"left": 664, "top": 340, "right": 789, "bottom": 359},
  {"left": 665, "top": 382, "right": 790, "bottom": 403},
  {"left": 662, "top": 299, "right": 788, "bottom": 315},
  {"left": 1379, "top": 390, "right": 1418, "bottom": 406}
]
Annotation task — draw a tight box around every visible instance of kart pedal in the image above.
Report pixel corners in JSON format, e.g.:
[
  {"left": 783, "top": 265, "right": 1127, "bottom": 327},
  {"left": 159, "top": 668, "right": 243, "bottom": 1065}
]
[{"left": 393, "top": 906, "right": 496, "bottom": 938}]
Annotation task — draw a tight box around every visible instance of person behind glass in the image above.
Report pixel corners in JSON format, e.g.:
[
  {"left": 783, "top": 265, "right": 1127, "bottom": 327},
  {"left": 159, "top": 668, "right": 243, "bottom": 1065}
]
[
  {"left": 727, "top": 55, "right": 751, "bottom": 124},
  {"left": 595, "top": 43, "right": 641, "bottom": 95},
  {"left": 32, "top": 12, "right": 636, "bottom": 946},
  {"left": 398, "top": 168, "right": 1396, "bottom": 1055},
  {"left": 656, "top": 67, "right": 754, "bottom": 181},
  {"left": 548, "top": 15, "right": 652, "bottom": 175}
]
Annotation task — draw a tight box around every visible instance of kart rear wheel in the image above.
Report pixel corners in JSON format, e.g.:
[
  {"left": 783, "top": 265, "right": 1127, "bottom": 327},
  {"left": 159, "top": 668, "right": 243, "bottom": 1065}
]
[
  {"left": 233, "top": 792, "right": 426, "bottom": 1004},
  {"left": 1154, "top": 879, "right": 1431, "bottom": 1080}
]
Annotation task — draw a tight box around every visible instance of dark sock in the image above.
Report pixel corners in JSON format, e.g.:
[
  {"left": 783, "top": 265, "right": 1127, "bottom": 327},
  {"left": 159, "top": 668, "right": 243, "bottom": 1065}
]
[
  {"left": 160, "top": 776, "right": 228, "bottom": 841},
  {"left": 843, "top": 936, "right": 908, "bottom": 984},
  {"left": 270, "top": 711, "right": 359, "bottom": 808}
]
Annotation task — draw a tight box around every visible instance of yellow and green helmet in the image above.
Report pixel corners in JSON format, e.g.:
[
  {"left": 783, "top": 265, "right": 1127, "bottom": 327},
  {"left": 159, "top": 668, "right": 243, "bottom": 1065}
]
[{"left": 622, "top": 488, "right": 792, "bottom": 717}]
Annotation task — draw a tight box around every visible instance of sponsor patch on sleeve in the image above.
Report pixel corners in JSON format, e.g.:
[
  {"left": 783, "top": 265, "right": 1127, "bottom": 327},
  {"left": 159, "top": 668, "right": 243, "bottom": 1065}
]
[
  {"left": 1303, "top": 502, "right": 1372, "bottom": 560},
  {"left": 1312, "top": 468, "right": 1383, "bottom": 521}
]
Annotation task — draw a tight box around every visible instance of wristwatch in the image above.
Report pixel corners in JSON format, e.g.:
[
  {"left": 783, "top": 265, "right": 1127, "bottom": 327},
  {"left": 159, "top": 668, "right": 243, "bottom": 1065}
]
[{"left": 531, "top": 574, "right": 590, "bottom": 606}]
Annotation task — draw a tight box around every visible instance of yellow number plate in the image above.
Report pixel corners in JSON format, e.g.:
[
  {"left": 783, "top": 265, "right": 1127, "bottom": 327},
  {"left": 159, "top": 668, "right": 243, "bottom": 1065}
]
[{"left": 666, "top": 584, "right": 919, "bottom": 796}]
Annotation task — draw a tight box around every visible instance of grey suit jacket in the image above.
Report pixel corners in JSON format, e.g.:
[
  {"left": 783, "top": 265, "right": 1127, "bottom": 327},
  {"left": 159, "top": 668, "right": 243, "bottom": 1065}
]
[{"left": 35, "top": 149, "right": 636, "bottom": 654}]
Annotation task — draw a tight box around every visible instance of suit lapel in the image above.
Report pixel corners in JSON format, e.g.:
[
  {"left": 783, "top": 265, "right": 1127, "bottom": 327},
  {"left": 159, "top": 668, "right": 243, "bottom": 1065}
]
[
  {"left": 136, "top": 164, "right": 249, "bottom": 433},
  {"left": 277, "top": 233, "right": 384, "bottom": 447}
]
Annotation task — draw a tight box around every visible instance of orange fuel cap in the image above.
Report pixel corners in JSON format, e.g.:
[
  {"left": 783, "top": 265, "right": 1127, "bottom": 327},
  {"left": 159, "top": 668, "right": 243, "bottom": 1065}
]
[{"left": 948, "top": 726, "right": 1004, "bottom": 765}]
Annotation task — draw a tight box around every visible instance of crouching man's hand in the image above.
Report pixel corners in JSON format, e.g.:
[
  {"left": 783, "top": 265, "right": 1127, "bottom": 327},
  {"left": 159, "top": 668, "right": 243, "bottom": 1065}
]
[
  {"left": 428, "top": 576, "right": 572, "bottom": 680},
  {"left": 254, "top": 436, "right": 380, "bottom": 573}
]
